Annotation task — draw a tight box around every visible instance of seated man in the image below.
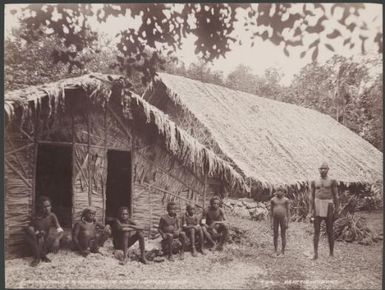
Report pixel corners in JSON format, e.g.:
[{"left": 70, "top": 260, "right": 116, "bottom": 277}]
[
  {"left": 201, "top": 196, "right": 228, "bottom": 251},
  {"left": 158, "top": 201, "right": 186, "bottom": 261},
  {"left": 112, "top": 206, "right": 148, "bottom": 265},
  {"left": 72, "top": 208, "right": 111, "bottom": 257},
  {"left": 25, "top": 196, "right": 64, "bottom": 267},
  {"left": 181, "top": 204, "right": 206, "bottom": 256}
]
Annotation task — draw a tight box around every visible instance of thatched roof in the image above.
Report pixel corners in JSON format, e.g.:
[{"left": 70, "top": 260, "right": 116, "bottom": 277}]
[
  {"left": 146, "top": 73, "right": 383, "bottom": 188},
  {"left": 5, "top": 73, "right": 247, "bottom": 192}
]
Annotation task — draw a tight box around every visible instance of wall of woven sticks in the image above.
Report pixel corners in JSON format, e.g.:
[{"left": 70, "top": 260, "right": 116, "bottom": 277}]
[{"left": 4, "top": 92, "right": 215, "bottom": 258}]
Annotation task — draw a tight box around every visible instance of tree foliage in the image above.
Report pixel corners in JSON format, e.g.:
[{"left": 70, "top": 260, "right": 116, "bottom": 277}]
[
  {"left": 4, "top": 25, "right": 116, "bottom": 91},
  {"left": 15, "top": 3, "right": 382, "bottom": 82}
]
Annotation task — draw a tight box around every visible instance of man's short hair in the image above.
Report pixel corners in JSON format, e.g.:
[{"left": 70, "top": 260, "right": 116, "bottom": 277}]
[
  {"left": 37, "top": 195, "right": 51, "bottom": 206},
  {"left": 210, "top": 196, "right": 220, "bottom": 204},
  {"left": 319, "top": 162, "right": 329, "bottom": 169},
  {"left": 81, "top": 207, "right": 96, "bottom": 218},
  {"left": 186, "top": 204, "right": 194, "bottom": 210},
  {"left": 118, "top": 206, "right": 129, "bottom": 215},
  {"left": 167, "top": 201, "right": 176, "bottom": 210}
]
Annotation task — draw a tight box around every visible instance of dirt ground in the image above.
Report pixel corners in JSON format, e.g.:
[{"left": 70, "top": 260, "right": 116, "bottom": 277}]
[{"left": 5, "top": 210, "right": 383, "bottom": 289}]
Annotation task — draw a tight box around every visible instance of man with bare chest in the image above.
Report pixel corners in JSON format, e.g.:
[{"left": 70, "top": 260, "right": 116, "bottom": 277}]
[
  {"left": 72, "top": 208, "right": 111, "bottom": 257},
  {"left": 308, "top": 162, "right": 339, "bottom": 259},
  {"left": 201, "top": 197, "right": 228, "bottom": 251}
]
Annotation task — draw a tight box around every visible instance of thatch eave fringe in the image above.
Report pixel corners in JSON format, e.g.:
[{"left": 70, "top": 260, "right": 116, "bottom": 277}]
[{"left": 129, "top": 95, "right": 248, "bottom": 192}]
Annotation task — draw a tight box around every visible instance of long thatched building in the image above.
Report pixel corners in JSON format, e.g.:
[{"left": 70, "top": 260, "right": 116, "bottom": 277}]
[
  {"left": 4, "top": 73, "right": 246, "bottom": 258},
  {"left": 143, "top": 73, "right": 383, "bottom": 199}
]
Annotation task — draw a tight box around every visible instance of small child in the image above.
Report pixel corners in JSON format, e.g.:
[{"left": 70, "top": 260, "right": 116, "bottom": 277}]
[
  {"left": 158, "top": 201, "right": 186, "bottom": 261},
  {"left": 181, "top": 204, "right": 205, "bottom": 256},
  {"left": 72, "top": 208, "right": 111, "bottom": 257},
  {"left": 270, "top": 186, "right": 290, "bottom": 256}
]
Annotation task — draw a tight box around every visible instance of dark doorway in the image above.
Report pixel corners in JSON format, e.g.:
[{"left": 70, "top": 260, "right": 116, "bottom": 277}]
[
  {"left": 106, "top": 150, "right": 131, "bottom": 220},
  {"left": 36, "top": 144, "right": 73, "bottom": 227}
]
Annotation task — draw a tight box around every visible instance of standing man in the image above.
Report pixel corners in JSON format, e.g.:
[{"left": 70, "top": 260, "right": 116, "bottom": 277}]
[
  {"left": 308, "top": 162, "right": 339, "bottom": 260},
  {"left": 270, "top": 186, "right": 290, "bottom": 256}
]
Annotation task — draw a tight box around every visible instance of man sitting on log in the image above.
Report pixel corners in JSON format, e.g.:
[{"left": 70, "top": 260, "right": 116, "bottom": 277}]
[
  {"left": 270, "top": 186, "right": 290, "bottom": 256},
  {"left": 72, "top": 208, "right": 111, "bottom": 257},
  {"left": 25, "top": 196, "right": 64, "bottom": 267},
  {"left": 181, "top": 204, "right": 206, "bottom": 256},
  {"left": 201, "top": 196, "right": 228, "bottom": 251},
  {"left": 112, "top": 206, "right": 148, "bottom": 265},
  {"left": 158, "top": 201, "right": 187, "bottom": 261}
]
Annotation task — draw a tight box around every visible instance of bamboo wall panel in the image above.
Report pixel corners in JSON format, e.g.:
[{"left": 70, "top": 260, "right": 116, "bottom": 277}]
[
  {"left": 89, "top": 109, "right": 107, "bottom": 147},
  {"left": 132, "top": 136, "right": 208, "bottom": 236},
  {"left": 39, "top": 114, "right": 72, "bottom": 142},
  {"left": 73, "top": 113, "right": 89, "bottom": 144},
  {"left": 89, "top": 147, "right": 107, "bottom": 222},
  {"left": 106, "top": 110, "right": 131, "bottom": 150},
  {"left": 4, "top": 127, "right": 34, "bottom": 258},
  {"left": 132, "top": 183, "right": 151, "bottom": 230},
  {"left": 72, "top": 144, "right": 90, "bottom": 223}
]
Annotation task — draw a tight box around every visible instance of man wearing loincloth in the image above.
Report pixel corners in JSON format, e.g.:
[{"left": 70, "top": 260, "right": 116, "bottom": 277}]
[{"left": 308, "top": 162, "right": 339, "bottom": 260}]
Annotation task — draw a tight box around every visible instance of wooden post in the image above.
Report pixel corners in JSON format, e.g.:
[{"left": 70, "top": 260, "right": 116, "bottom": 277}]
[
  {"left": 130, "top": 126, "right": 135, "bottom": 220},
  {"left": 148, "top": 183, "right": 152, "bottom": 236},
  {"left": 87, "top": 111, "right": 92, "bottom": 207},
  {"left": 71, "top": 113, "right": 76, "bottom": 227},
  {"left": 31, "top": 109, "right": 39, "bottom": 216},
  {"left": 249, "top": 178, "right": 252, "bottom": 198},
  {"left": 102, "top": 107, "right": 107, "bottom": 224},
  {"left": 203, "top": 173, "right": 207, "bottom": 210}
]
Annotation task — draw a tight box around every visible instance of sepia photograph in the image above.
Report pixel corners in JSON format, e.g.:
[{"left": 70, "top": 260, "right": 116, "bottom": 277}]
[{"left": 3, "top": 3, "right": 383, "bottom": 289}]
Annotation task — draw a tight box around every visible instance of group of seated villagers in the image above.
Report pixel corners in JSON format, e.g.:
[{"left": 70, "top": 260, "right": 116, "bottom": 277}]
[{"left": 25, "top": 195, "right": 228, "bottom": 267}]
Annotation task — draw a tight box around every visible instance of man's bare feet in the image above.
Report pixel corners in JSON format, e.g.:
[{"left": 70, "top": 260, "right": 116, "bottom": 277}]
[
  {"left": 30, "top": 259, "right": 40, "bottom": 267},
  {"left": 168, "top": 255, "right": 175, "bottom": 262},
  {"left": 139, "top": 256, "right": 148, "bottom": 264},
  {"left": 119, "top": 257, "right": 128, "bottom": 265},
  {"left": 191, "top": 249, "right": 198, "bottom": 257},
  {"left": 41, "top": 256, "right": 51, "bottom": 263},
  {"left": 216, "top": 244, "right": 224, "bottom": 251}
]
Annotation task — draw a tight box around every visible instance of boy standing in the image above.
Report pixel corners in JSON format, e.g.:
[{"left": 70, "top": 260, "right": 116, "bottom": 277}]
[
  {"left": 158, "top": 201, "right": 186, "bottom": 261},
  {"left": 270, "top": 187, "right": 290, "bottom": 256}
]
